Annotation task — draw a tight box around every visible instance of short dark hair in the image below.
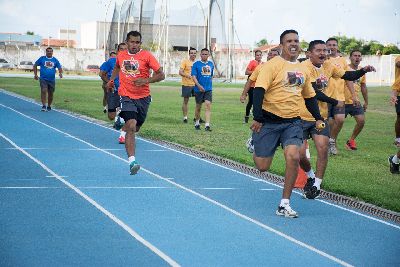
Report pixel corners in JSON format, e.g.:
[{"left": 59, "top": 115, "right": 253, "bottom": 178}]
[
  {"left": 254, "top": 50, "right": 262, "bottom": 55},
  {"left": 46, "top": 47, "right": 53, "bottom": 51},
  {"left": 350, "top": 49, "right": 362, "bottom": 57},
  {"left": 109, "top": 51, "right": 117, "bottom": 56},
  {"left": 279, "top": 30, "right": 298, "bottom": 44},
  {"left": 189, "top": 47, "right": 197, "bottom": 54},
  {"left": 308, "top": 40, "right": 325, "bottom": 51},
  {"left": 269, "top": 48, "right": 280, "bottom": 55},
  {"left": 126, "top": 31, "right": 142, "bottom": 41},
  {"left": 201, "top": 48, "right": 209, "bottom": 53},
  {"left": 117, "top": 42, "right": 126, "bottom": 51},
  {"left": 326, "top": 37, "right": 338, "bottom": 44}
]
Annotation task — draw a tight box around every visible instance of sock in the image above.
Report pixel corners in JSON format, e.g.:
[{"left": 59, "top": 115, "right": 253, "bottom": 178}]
[
  {"left": 314, "top": 177, "right": 322, "bottom": 190},
  {"left": 329, "top": 138, "right": 335, "bottom": 143},
  {"left": 306, "top": 169, "right": 315, "bottom": 179},
  {"left": 393, "top": 155, "right": 400, "bottom": 164},
  {"left": 280, "top": 199, "right": 290, "bottom": 207},
  {"left": 114, "top": 116, "right": 118, "bottom": 122},
  {"left": 205, "top": 123, "right": 210, "bottom": 127},
  {"left": 195, "top": 120, "right": 200, "bottom": 126},
  {"left": 184, "top": 116, "right": 188, "bottom": 120},
  {"left": 396, "top": 138, "right": 400, "bottom": 143},
  {"left": 120, "top": 130, "right": 126, "bottom": 138},
  {"left": 128, "top": 156, "right": 136, "bottom": 164}
]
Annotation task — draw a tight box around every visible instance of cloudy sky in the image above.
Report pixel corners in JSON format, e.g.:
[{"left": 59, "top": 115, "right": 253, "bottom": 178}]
[{"left": 0, "top": 0, "right": 399, "bottom": 47}]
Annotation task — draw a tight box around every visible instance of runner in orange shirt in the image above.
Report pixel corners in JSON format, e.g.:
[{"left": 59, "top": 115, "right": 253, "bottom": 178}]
[{"left": 108, "top": 31, "right": 165, "bottom": 175}]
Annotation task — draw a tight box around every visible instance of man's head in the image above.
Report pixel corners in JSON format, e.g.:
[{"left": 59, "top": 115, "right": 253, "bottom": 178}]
[
  {"left": 279, "top": 29, "right": 299, "bottom": 61},
  {"left": 349, "top": 50, "right": 362, "bottom": 67},
  {"left": 189, "top": 48, "right": 197, "bottom": 61},
  {"left": 109, "top": 51, "right": 117, "bottom": 58},
  {"left": 45, "top": 47, "right": 53, "bottom": 58},
  {"left": 200, "top": 48, "right": 209, "bottom": 62},
  {"left": 307, "top": 40, "right": 327, "bottom": 67},
  {"left": 326, "top": 37, "right": 339, "bottom": 56},
  {"left": 267, "top": 48, "right": 279, "bottom": 61},
  {"left": 254, "top": 50, "right": 262, "bottom": 62},
  {"left": 117, "top": 42, "right": 127, "bottom": 53},
  {"left": 126, "top": 31, "right": 142, "bottom": 54}
]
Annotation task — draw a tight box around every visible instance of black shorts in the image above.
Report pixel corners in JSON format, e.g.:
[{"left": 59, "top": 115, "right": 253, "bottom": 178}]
[
  {"left": 40, "top": 79, "right": 55, "bottom": 93},
  {"left": 181, "top": 86, "right": 194, "bottom": 98},
  {"left": 301, "top": 120, "right": 330, "bottom": 140},
  {"left": 328, "top": 103, "right": 345, "bottom": 118},
  {"left": 345, "top": 104, "right": 364, "bottom": 117},
  {"left": 194, "top": 90, "right": 212, "bottom": 104},
  {"left": 107, "top": 91, "right": 120, "bottom": 112},
  {"left": 119, "top": 95, "right": 151, "bottom": 127},
  {"left": 396, "top": 96, "right": 400, "bottom": 115}
]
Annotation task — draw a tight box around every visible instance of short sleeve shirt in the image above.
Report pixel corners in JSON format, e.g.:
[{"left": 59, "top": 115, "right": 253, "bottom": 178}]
[
  {"left": 246, "top": 60, "right": 262, "bottom": 87},
  {"left": 344, "top": 65, "right": 366, "bottom": 104},
  {"left": 325, "top": 56, "right": 348, "bottom": 101},
  {"left": 191, "top": 60, "right": 214, "bottom": 92},
  {"left": 100, "top": 57, "right": 119, "bottom": 90},
  {"left": 180, "top": 59, "right": 195, "bottom": 86},
  {"left": 392, "top": 56, "right": 400, "bottom": 93},
  {"left": 35, "top": 56, "right": 61, "bottom": 81}
]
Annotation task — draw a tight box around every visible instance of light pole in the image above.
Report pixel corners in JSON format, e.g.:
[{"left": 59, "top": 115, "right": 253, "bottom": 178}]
[{"left": 103, "top": 0, "right": 112, "bottom": 57}]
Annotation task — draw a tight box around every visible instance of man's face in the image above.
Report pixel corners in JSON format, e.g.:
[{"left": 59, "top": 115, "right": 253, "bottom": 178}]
[
  {"left": 126, "top": 35, "right": 141, "bottom": 54},
  {"left": 267, "top": 50, "right": 279, "bottom": 61},
  {"left": 326, "top": 40, "right": 338, "bottom": 55},
  {"left": 309, "top": 43, "right": 327, "bottom": 66},
  {"left": 189, "top": 49, "right": 197, "bottom": 61},
  {"left": 46, "top": 49, "right": 53, "bottom": 57},
  {"left": 281, "top": 33, "right": 300, "bottom": 60},
  {"left": 255, "top": 52, "right": 262, "bottom": 62},
  {"left": 200, "top": 50, "right": 209, "bottom": 61},
  {"left": 350, "top": 51, "right": 362, "bottom": 66},
  {"left": 118, "top": 44, "right": 127, "bottom": 54}
]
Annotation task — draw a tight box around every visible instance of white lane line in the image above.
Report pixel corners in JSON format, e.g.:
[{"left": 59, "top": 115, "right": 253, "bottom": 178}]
[
  {"left": 0, "top": 132, "right": 180, "bottom": 267},
  {"left": 0, "top": 104, "right": 355, "bottom": 266},
  {"left": 46, "top": 175, "right": 68, "bottom": 178},
  {"left": 200, "top": 188, "right": 236, "bottom": 190},
  {"left": 0, "top": 186, "right": 172, "bottom": 189},
  {"left": 259, "top": 189, "right": 276, "bottom": 191},
  {"left": 0, "top": 186, "right": 59, "bottom": 189},
  {"left": 145, "top": 149, "right": 168, "bottom": 152},
  {"left": 3, "top": 148, "right": 124, "bottom": 151}
]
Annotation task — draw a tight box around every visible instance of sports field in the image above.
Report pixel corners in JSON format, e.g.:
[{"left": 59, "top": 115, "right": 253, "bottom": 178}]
[{"left": 0, "top": 76, "right": 398, "bottom": 212}]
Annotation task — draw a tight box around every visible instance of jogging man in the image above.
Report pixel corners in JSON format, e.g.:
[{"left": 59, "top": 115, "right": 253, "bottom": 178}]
[
  {"left": 99, "top": 42, "right": 127, "bottom": 144},
  {"left": 33, "top": 47, "right": 63, "bottom": 111},
  {"left": 388, "top": 56, "right": 400, "bottom": 174},
  {"left": 243, "top": 50, "right": 263, "bottom": 123},
  {"left": 192, "top": 48, "right": 214, "bottom": 131},
  {"left": 179, "top": 48, "right": 197, "bottom": 123},
  {"left": 343, "top": 50, "right": 368, "bottom": 150},
  {"left": 101, "top": 51, "right": 116, "bottom": 114},
  {"left": 107, "top": 31, "right": 165, "bottom": 175}
]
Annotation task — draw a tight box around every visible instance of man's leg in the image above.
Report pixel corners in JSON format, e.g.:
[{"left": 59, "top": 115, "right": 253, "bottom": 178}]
[
  {"left": 282, "top": 144, "right": 300, "bottom": 200},
  {"left": 194, "top": 102, "right": 202, "bottom": 129},
  {"left": 40, "top": 80, "right": 47, "bottom": 107},
  {"left": 350, "top": 114, "right": 365, "bottom": 140},
  {"left": 395, "top": 114, "right": 400, "bottom": 143},
  {"left": 329, "top": 113, "right": 345, "bottom": 154},
  {"left": 253, "top": 155, "right": 273, "bottom": 172},
  {"left": 204, "top": 100, "right": 211, "bottom": 130},
  {"left": 182, "top": 96, "right": 189, "bottom": 121}
]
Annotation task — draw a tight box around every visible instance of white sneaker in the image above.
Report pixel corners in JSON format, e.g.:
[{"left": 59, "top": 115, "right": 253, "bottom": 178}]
[
  {"left": 329, "top": 140, "right": 338, "bottom": 155},
  {"left": 246, "top": 136, "right": 254, "bottom": 153},
  {"left": 276, "top": 204, "right": 298, "bottom": 218}
]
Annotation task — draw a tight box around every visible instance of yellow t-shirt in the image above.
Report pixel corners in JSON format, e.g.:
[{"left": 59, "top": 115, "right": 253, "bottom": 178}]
[
  {"left": 392, "top": 56, "right": 400, "bottom": 93},
  {"left": 255, "top": 56, "right": 315, "bottom": 119},
  {"left": 325, "top": 56, "right": 348, "bottom": 101},
  {"left": 344, "top": 65, "right": 366, "bottom": 104},
  {"left": 180, "top": 58, "right": 195, "bottom": 86},
  {"left": 299, "top": 59, "right": 346, "bottom": 121}
]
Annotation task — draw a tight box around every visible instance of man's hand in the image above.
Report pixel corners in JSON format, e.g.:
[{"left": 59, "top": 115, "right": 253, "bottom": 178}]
[
  {"left": 106, "top": 80, "right": 115, "bottom": 92},
  {"left": 336, "top": 100, "right": 344, "bottom": 108},
  {"left": 250, "top": 120, "right": 262, "bottom": 133},
  {"left": 363, "top": 102, "right": 368, "bottom": 112},
  {"left": 390, "top": 95, "right": 398, "bottom": 105},
  {"left": 34, "top": 75, "right": 38, "bottom": 80},
  {"left": 198, "top": 85, "right": 205, "bottom": 92},
  {"left": 134, "top": 78, "right": 149, "bottom": 87},
  {"left": 352, "top": 96, "right": 361, "bottom": 107},
  {"left": 59, "top": 73, "right": 63, "bottom": 79},
  {"left": 240, "top": 94, "right": 247, "bottom": 103},
  {"left": 315, "top": 120, "right": 325, "bottom": 131},
  {"left": 362, "top": 65, "right": 376, "bottom": 72}
]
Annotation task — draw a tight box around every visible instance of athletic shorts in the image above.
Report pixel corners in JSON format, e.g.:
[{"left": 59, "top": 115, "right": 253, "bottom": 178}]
[
  {"left": 107, "top": 91, "right": 120, "bottom": 112},
  {"left": 40, "top": 79, "right": 55, "bottom": 93},
  {"left": 301, "top": 119, "right": 330, "bottom": 140},
  {"left": 345, "top": 104, "right": 364, "bottom": 117},
  {"left": 252, "top": 120, "right": 303, "bottom": 157},
  {"left": 181, "top": 86, "right": 194, "bottom": 98},
  {"left": 328, "top": 103, "right": 345, "bottom": 118},
  {"left": 119, "top": 95, "right": 151, "bottom": 127},
  {"left": 396, "top": 96, "right": 400, "bottom": 115},
  {"left": 195, "top": 90, "right": 212, "bottom": 104}
]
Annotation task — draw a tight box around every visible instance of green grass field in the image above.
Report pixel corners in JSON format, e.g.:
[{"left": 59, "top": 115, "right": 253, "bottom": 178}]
[{"left": 0, "top": 76, "right": 399, "bottom": 212}]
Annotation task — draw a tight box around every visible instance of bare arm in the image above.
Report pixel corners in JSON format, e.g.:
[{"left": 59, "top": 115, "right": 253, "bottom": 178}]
[
  {"left": 99, "top": 71, "right": 108, "bottom": 83},
  {"left": 106, "top": 65, "right": 121, "bottom": 91},
  {"left": 240, "top": 79, "right": 253, "bottom": 103},
  {"left": 58, "top": 67, "right": 63, "bottom": 78},
  {"left": 179, "top": 68, "right": 191, "bottom": 79},
  {"left": 33, "top": 64, "right": 38, "bottom": 80},
  {"left": 191, "top": 75, "right": 205, "bottom": 92},
  {"left": 345, "top": 81, "right": 360, "bottom": 106},
  {"left": 134, "top": 67, "right": 165, "bottom": 86},
  {"left": 245, "top": 69, "right": 253, "bottom": 76},
  {"left": 360, "top": 83, "right": 368, "bottom": 111}
]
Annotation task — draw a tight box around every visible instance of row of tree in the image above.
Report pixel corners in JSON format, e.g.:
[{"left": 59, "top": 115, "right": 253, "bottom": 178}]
[{"left": 256, "top": 36, "right": 400, "bottom": 55}]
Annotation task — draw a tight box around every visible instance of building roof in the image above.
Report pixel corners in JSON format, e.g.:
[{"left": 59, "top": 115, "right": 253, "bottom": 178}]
[
  {"left": 0, "top": 32, "right": 42, "bottom": 44},
  {"left": 255, "top": 44, "right": 280, "bottom": 52},
  {"left": 41, "top": 39, "right": 76, "bottom": 48}
]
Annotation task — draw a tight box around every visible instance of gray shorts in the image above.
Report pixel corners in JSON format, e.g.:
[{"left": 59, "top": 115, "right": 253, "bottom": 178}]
[
  {"left": 119, "top": 95, "right": 151, "bottom": 127},
  {"left": 40, "top": 79, "right": 55, "bottom": 93},
  {"left": 328, "top": 103, "right": 345, "bottom": 118},
  {"left": 301, "top": 119, "right": 330, "bottom": 140},
  {"left": 252, "top": 120, "right": 303, "bottom": 157},
  {"left": 195, "top": 90, "right": 212, "bottom": 104},
  {"left": 181, "top": 86, "right": 194, "bottom": 98},
  {"left": 345, "top": 104, "right": 364, "bottom": 117},
  {"left": 396, "top": 96, "right": 400, "bottom": 115},
  {"left": 107, "top": 91, "right": 120, "bottom": 111}
]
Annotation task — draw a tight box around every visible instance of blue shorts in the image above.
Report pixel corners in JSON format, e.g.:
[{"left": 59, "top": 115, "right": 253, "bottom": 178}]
[
  {"left": 328, "top": 103, "right": 345, "bottom": 118},
  {"left": 345, "top": 104, "right": 364, "bottom": 117},
  {"left": 301, "top": 120, "right": 330, "bottom": 140},
  {"left": 252, "top": 120, "right": 303, "bottom": 157}
]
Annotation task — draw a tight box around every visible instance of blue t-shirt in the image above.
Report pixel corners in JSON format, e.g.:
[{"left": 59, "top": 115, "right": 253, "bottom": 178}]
[
  {"left": 35, "top": 56, "right": 61, "bottom": 81},
  {"left": 100, "top": 57, "right": 119, "bottom": 90},
  {"left": 191, "top": 60, "right": 214, "bottom": 92}
]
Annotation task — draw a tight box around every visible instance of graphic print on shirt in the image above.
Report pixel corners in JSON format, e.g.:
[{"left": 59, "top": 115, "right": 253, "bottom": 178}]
[
  {"left": 44, "top": 61, "right": 55, "bottom": 68},
  {"left": 201, "top": 65, "right": 211, "bottom": 76},
  {"left": 315, "top": 74, "right": 329, "bottom": 91},
  {"left": 122, "top": 59, "right": 140, "bottom": 76},
  {"left": 284, "top": 71, "right": 305, "bottom": 92}
]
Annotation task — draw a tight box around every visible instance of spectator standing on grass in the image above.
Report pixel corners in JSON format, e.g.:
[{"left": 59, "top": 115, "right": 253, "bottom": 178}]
[
  {"left": 251, "top": 30, "right": 324, "bottom": 218},
  {"left": 99, "top": 42, "right": 128, "bottom": 144},
  {"left": 33, "top": 47, "right": 63, "bottom": 112},
  {"left": 191, "top": 48, "right": 214, "bottom": 131},
  {"left": 179, "top": 48, "right": 197, "bottom": 123},
  {"left": 107, "top": 31, "right": 165, "bottom": 175},
  {"left": 388, "top": 56, "right": 400, "bottom": 174}
]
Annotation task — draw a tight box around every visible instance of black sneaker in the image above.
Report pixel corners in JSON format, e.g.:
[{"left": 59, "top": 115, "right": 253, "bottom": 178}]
[
  {"left": 194, "top": 124, "right": 201, "bottom": 130},
  {"left": 303, "top": 177, "right": 320, "bottom": 199},
  {"left": 205, "top": 126, "right": 212, "bottom": 131},
  {"left": 46, "top": 106, "right": 51, "bottom": 111},
  {"left": 388, "top": 155, "right": 400, "bottom": 174},
  {"left": 183, "top": 118, "right": 188, "bottom": 123},
  {"left": 244, "top": 116, "right": 249, "bottom": 123},
  {"left": 41, "top": 105, "right": 46, "bottom": 112}
]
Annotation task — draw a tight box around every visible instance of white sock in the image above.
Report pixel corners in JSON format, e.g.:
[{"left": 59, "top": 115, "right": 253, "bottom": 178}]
[
  {"left": 396, "top": 138, "right": 400, "bottom": 143},
  {"left": 195, "top": 120, "right": 200, "bottom": 126},
  {"left": 314, "top": 177, "right": 322, "bottom": 190},
  {"left": 205, "top": 123, "right": 210, "bottom": 127},
  {"left": 114, "top": 116, "right": 118, "bottom": 122},
  {"left": 120, "top": 130, "right": 126, "bottom": 138},
  {"left": 280, "top": 199, "right": 290, "bottom": 207},
  {"left": 184, "top": 116, "right": 188, "bottom": 120},
  {"left": 128, "top": 156, "right": 136, "bottom": 164},
  {"left": 393, "top": 155, "right": 400, "bottom": 164},
  {"left": 306, "top": 169, "right": 315, "bottom": 178},
  {"left": 329, "top": 138, "right": 335, "bottom": 143}
]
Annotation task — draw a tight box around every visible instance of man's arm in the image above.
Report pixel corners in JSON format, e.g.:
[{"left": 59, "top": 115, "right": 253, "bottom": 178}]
[
  {"left": 99, "top": 71, "right": 108, "bottom": 83},
  {"left": 345, "top": 80, "right": 360, "bottom": 106},
  {"left": 245, "top": 69, "right": 253, "bottom": 76},
  {"left": 33, "top": 64, "right": 38, "bottom": 80},
  {"left": 191, "top": 75, "right": 204, "bottom": 92},
  {"left": 179, "top": 68, "right": 191, "bottom": 79},
  {"left": 341, "top": 65, "right": 375, "bottom": 81},
  {"left": 240, "top": 79, "right": 253, "bottom": 103},
  {"left": 58, "top": 67, "right": 63, "bottom": 78},
  {"left": 106, "top": 65, "right": 120, "bottom": 91},
  {"left": 134, "top": 67, "right": 165, "bottom": 86},
  {"left": 360, "top": 83, "right": 368, "bottom": 111}
]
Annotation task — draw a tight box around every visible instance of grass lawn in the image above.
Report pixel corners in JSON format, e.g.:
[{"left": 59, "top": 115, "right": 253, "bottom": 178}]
[{"left": 0, "top": 76, "right": 399, "bottom": 212}]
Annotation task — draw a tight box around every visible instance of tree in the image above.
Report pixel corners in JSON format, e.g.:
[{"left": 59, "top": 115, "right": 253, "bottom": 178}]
[
  {"left": 26, "top": 31, "right": 34, "bottom": 35},
  {"left": 300, "top": 39, "right": 309, "bottom": 51},
  {"left": 382, "top": 45, "right": 400, "bottom": 55},
  {"left": 255, "top": 38, "right": 268, "bottom": 47}
]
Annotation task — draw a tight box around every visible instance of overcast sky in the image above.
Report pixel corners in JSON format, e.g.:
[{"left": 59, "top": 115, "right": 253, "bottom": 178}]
[{"left": 0, "top": 0, "right": 399, "bottom": 47}]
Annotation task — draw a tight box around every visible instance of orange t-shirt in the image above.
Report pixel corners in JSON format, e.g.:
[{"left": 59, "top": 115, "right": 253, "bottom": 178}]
[
  {"left": 246, "top": 60, "right": 262, "bottom": 87},
  {"left": 116, "top": 49, "right": 161, "bottom": 99}
]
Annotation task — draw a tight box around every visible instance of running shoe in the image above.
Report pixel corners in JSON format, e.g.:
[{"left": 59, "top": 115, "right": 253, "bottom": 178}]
[
  {"left": 276, "top": 205, "right": 298, "bottom": 218},
  {"left": 118, "top": 136, "right": 125, "bottom": 144},
  {"left": 114, "top": 116, "right": 125, "bottom": 130},
  {"left": 388, "top": 155, "right": 400, "bottom": 174},
  {"left": 244, "top": 116, "right": 249, "bottom": 123},
  {"left": 195, "top": 124, "right": 201, "bottom": 130},
  {"left": 41, "top": 105, "right": 46, "bottom": 112},
  {"left": 183, "top": 118, "right": 188, "bottom": 123},
  {"left": 205, "top": 126, "right": 212, "bottom": 131},
  {"left": 46, "top": 106, "right": 51, "bottom": 111},
  {"left": 129, "top": 161, "right": 140, "bottom": 175},
  {"left": 345, "top": 139, "right": 357, "bottom": 150},
  {"left": 246, "top": 136, "right": 254, "bottom": 153},
  {"left": 329, "top": 140, "right": 338, "bottom": 155}
]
